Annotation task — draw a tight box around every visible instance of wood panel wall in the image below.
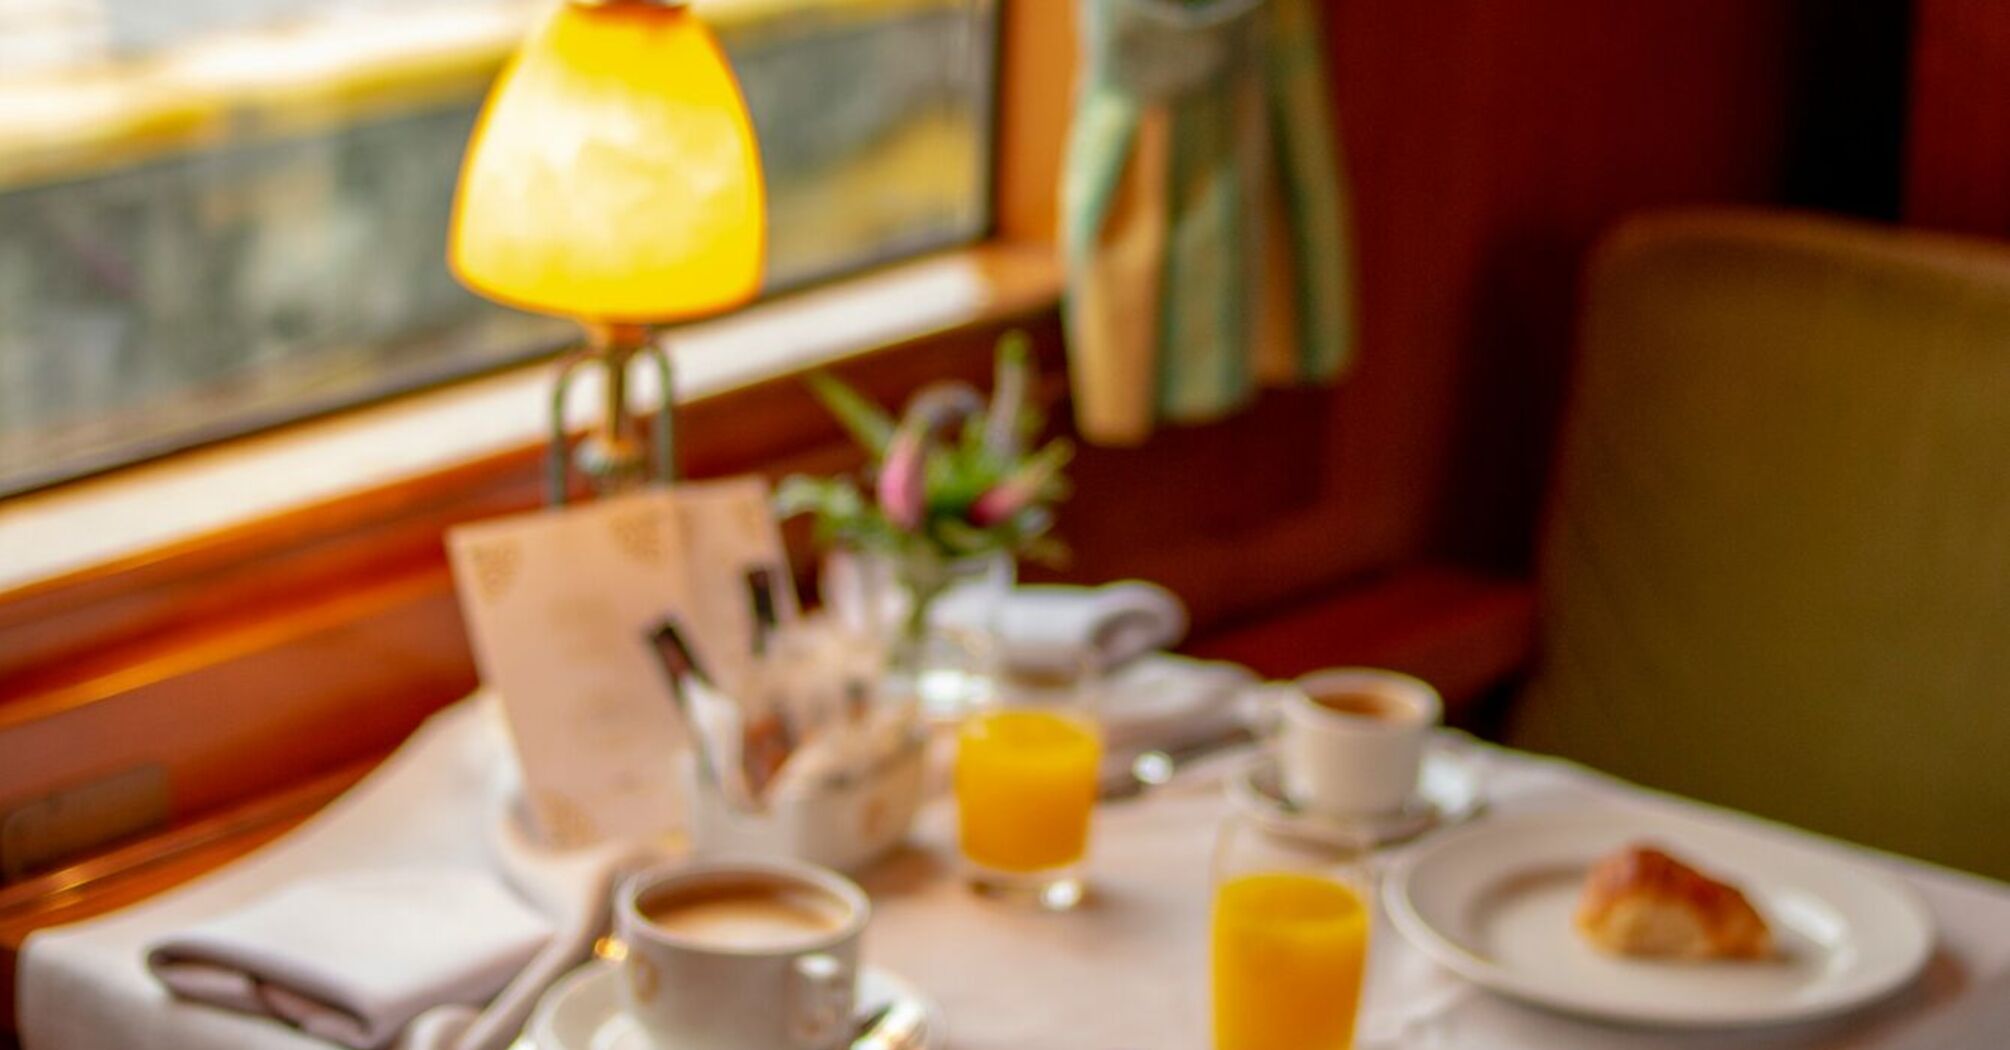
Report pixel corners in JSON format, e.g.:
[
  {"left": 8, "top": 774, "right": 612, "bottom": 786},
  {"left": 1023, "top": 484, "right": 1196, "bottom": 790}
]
[
  {"left": 1906, "top": 0, "right": 2010, "bottom": 237},
  {"left": 1059, "top": 0, "right": 1810, "bottom": 625}
]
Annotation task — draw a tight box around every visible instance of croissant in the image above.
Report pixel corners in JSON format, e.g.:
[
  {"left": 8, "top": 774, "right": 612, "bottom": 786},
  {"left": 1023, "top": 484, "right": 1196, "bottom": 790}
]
[{"left": 1575, "top": 843, "right": 1773, "bottom": 960}]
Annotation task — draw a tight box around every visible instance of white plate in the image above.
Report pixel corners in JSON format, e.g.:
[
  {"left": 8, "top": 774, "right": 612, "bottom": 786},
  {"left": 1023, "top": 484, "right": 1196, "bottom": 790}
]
[
  {"left": 1227, "top": 744, "right": 1484, "bottom": 848},
  {"left": 522, "top": 959, "right": 942, "bottom": 1050},
  {"left": 1385, "top": 808, "right": 1935, "bottom": 1029}
]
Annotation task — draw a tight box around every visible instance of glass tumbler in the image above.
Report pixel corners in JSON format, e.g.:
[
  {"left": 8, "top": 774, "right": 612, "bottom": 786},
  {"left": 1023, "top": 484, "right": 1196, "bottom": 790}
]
[
  {"left": 1211, "top": 815, "right": 1374, "bottom": 1050},
  {"left": 953, "top": 664, "right": 1103, "bottom": 910}
]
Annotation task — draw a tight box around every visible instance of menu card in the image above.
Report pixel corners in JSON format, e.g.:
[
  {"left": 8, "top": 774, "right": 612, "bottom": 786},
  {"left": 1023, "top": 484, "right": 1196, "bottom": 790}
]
[{"left": 446, "top": 480, "right": 793, "bottom": 848}]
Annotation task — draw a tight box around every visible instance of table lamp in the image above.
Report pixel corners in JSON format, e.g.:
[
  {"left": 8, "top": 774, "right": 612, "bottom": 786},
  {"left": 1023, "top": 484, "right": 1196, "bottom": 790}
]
[{"left": 449, "top": 0, "right": 765, "bottom": 503}]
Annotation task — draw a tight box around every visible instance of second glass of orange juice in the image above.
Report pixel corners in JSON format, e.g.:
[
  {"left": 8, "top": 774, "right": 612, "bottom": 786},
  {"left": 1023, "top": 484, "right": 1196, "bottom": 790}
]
[
  {"left": 954, "top": 704, "right": 1102, "bottom": 909},
  {"left": 1211, "top": 817, "right": 1372, "bottom": 1050}
]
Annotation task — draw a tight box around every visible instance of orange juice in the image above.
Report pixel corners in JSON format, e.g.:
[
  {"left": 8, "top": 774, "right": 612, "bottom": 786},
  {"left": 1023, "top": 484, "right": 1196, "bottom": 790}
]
[
  {"left": 954, "top": 709, "right": 1102, "bottom": 872},
  {"left": 1212, "top": 872, "right": 1369, "bottom": 1050}
]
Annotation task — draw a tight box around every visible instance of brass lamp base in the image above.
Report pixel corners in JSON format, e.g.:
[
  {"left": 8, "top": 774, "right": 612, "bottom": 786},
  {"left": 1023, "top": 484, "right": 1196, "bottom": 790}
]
[{"left": 547, "top": 322, "right": 677, "bottom": 505}]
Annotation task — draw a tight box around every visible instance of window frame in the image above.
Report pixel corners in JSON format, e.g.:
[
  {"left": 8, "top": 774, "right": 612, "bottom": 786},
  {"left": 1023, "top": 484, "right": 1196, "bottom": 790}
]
[
  {"left": 0, "top": 0, "right": 1071, "bottom": 639},
  {"left": 0, "top": 0, "right": 1010, "bottom": 501}
]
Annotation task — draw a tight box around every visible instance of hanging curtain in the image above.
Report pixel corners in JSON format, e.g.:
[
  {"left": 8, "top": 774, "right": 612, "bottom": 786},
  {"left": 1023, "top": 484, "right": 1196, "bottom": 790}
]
[{"left": 1061, "top": 0, "right": 1356, "bottom": 445}]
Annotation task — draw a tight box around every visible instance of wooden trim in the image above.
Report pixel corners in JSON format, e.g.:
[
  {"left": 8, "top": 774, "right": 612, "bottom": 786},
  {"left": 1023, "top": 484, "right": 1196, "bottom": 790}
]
[
  {"left": 1905, "top": 0, "right": 2010, "bottom": 238},
  {"left": 994, "top": 0, "right": 1076, "bottom": 244},
  {"left": 1185, "top": 565, "right": 1539, "bottom": 716}
]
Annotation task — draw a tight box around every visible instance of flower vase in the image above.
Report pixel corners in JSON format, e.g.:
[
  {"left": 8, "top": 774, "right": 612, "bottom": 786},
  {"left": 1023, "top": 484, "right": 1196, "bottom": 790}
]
[{"left": 823, "top": 547, "right": 1013, "bottom": 721}]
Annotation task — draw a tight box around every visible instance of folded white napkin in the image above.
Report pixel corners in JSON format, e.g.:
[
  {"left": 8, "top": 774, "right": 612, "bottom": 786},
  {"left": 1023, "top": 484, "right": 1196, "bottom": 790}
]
[
  {"left": 936, "top": 581, "right": 1188, "bottom": 677},
  {"left": 19, "top": 699, "right": 662, "bottom": 1050},
  {"left": 145, "top": 868, "right": 552, "bottom": 1050}
]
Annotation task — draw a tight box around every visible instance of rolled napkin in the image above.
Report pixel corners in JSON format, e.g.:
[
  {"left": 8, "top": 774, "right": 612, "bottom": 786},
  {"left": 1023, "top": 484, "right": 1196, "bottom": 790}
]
[
  {"left": 145, "top": 868, "right": 553, "bottom": 1050},
  {"left": 935, "top": 580, "right": 1188, "bottom": 677}
]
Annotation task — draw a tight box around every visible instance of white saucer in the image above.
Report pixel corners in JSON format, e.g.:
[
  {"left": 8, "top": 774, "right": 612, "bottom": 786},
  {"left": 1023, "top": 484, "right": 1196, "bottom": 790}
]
[
  {"left": 522, "top": 959, "right": 942, "bottom": 1050},
  {"left": 1227, "top": 743, "right": 1484, "bottom": 848}
]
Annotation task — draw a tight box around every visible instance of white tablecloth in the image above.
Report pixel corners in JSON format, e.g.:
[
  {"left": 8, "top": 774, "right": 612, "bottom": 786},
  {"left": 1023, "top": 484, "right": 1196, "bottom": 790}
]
[{"left": 21, "top": 696, "right": 2010, "bottom": 1050}]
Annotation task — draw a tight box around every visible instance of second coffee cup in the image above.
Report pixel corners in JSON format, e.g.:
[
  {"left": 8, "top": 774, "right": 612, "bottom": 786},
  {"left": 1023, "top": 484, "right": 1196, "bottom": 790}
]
[{"left": 1278, "top": 668, "right": 1442, "bottom": 817}]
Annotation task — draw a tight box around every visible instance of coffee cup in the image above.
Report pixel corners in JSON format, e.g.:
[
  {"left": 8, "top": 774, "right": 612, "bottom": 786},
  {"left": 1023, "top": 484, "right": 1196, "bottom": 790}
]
[
  {"left": 1277, "top": 668, "right": 1441, "bottom": 816},
  {"left": 615, "top": 858, "right": 868, "bottom": 1050}
]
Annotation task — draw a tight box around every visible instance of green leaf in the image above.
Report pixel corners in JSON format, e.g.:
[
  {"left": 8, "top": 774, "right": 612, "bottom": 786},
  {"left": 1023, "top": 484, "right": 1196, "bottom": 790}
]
[
  {"left": 773, "top": 475, "right": 888, "bottom": 551},
  {"left": 774, "top": 474, "right": 848, "bottom": 516},
  {"left": 985, "top": 330, "right": 1031, "bottom": 456},
  {"left": 933, "top": 516, "right": 1000, "bottom": 557},
  {"left": 1014, "top": 439, "right": 1075, "bottom": 502},
  {"left": 960, "top": 413, "right": 987, "bottom": 456},
  {"left": 806, "top": 372, "right": 896, "bottom": 456}
]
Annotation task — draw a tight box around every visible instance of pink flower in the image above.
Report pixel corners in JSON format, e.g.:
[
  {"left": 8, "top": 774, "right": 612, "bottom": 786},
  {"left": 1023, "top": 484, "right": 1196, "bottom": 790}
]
[
  {"left": 967, "top": 479, "right": 1029, "bottom": 527},
  {"left": 967, "top": 443, "right": 1068, "bottom": 527},
  {"left": 876, "top": 424, "right": 926, "bottom": 530}
]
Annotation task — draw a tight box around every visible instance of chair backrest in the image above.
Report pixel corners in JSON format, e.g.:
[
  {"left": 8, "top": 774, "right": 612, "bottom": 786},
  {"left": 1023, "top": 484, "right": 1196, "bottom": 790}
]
[{"left": 1510, "top": 209, "right": 2010, "bottom": 880}]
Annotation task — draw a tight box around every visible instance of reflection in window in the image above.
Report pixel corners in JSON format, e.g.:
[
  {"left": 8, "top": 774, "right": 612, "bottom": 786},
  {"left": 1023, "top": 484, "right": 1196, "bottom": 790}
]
[{"left": 0, "top": 0, "right": 997, "bottom": 496}]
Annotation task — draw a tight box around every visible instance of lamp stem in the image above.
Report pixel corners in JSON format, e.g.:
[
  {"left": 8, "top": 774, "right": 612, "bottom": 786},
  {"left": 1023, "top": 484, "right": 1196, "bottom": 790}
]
[{"left": 546, "top": 321, "right": 678, "bottom": 505}]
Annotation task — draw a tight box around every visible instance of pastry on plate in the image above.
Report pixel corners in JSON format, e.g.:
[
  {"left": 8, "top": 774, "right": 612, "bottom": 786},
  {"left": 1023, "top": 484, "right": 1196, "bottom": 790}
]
[{"left": 1575, "top": 843, "right": 1773, "bottom": 960}]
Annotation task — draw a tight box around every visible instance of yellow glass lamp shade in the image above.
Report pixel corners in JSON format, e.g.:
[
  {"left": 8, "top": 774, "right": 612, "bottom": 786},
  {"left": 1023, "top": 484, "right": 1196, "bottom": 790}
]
[{"left": 449, "top": 0, "right": 765, "bottom": 322}]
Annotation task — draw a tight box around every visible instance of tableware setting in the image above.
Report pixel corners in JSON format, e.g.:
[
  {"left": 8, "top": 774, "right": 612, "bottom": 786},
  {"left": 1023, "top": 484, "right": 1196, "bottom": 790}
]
[
  {"left": 514, "top": 857, "right": 942, "bottom": 1050},
  {"left": 418, "top": 418, "right": 1960, "bottom": 1050},
  {"left": 613, "top": 858, "right": 866, "bottom": 1050},
  {"left": 1385, "top": 807, "right": 1938, "bottom": 1029},
  {"left": 108, "top": 626, "right": 1965, "bottom": 1050},
  {"left": 1274, "top": 667, "right": 1444, "bottom": 817},
  {"left": 1227, "top": 742, "right": 1484, "bottom": 848},
  {"left": 27, "top": 662, "right": 1995, "bottom": 1050},
  {"left": 1227, "top": 666, "right": 1943, "bottom": 1038},
  {"left": 1225, "top": 667, "right": 1478, "bottom": 849}
]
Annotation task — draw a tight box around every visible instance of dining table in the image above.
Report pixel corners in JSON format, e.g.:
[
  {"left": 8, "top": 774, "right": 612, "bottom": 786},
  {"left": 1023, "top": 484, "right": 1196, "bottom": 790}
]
[{"left": 19, "top": 693, "right": 2010, "bottom": 1050}]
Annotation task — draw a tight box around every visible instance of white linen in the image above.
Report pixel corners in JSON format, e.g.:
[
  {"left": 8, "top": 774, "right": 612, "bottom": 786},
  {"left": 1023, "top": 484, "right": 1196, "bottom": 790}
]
[
  {"left": 936, "top": 580, "right": 1188, "bottom": 676},
  {"left": 857, "top": 744, "right": 2010, "bottom": 1050},
  {"left": 24, "top": 694, "right": 2010, "bottom": 1050},
  {"left": 20, "top": 699, "right": 661, "bottom": 1050},
  {"left": 146, "top": 870, "right": 551, "bottom": 1050}
]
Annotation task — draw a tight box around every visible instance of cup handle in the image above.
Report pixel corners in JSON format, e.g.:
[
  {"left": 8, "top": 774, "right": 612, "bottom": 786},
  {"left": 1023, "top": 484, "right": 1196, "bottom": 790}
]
[
  {"left": 1243, "top": 682, "right": 1297, "bottom": 739},
  {"left": 789, "top": 952, "right": 855, "bottom": 1049}
]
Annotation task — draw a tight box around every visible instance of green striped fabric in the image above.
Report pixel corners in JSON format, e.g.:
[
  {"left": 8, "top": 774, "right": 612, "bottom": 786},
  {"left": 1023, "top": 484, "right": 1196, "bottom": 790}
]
[{"left": 1061, "top": 0, "right": 1355, "bottom": 437}]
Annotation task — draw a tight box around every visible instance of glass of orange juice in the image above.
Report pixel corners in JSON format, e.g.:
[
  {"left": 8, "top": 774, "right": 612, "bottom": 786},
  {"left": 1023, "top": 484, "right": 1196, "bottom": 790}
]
[
  {"left": 1211, "top": 816, "right": 1373, "bottom": 1050},
  {"left": 954, "top": 690, "right": 1102, "bottom": 910}
]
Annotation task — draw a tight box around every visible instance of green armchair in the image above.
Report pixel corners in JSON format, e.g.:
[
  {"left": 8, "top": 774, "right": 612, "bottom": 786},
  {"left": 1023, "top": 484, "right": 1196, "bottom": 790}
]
[{"left": 1510, "top": 209, "right": 2010, "bottom": 881}]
